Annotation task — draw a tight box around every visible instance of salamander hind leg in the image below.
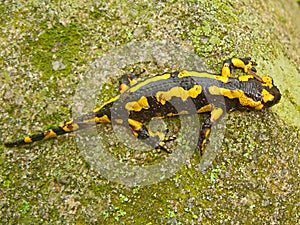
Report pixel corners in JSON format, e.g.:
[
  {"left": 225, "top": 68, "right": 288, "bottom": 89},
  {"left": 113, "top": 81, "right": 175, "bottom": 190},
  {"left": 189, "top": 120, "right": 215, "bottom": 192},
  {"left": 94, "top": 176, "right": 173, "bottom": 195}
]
[
  {"left": 153, "top": 129, "right": 177, "bottom": 154},
  {"left": 197, "top": 107, "right": 224, "bottom": 155},
  {"left": 198, "top": 117, "right": 213, "bottom": 154}
]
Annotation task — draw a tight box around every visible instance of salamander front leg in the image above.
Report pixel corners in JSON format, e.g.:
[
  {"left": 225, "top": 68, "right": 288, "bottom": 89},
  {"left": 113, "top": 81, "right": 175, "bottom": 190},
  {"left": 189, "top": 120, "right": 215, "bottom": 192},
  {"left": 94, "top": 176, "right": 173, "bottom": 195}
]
[
  {"left": 119, "top": 69, "right": 145, "bottom": 93},
  {"left": 221, "top": 57, "right": 257, "bottom": 77}
]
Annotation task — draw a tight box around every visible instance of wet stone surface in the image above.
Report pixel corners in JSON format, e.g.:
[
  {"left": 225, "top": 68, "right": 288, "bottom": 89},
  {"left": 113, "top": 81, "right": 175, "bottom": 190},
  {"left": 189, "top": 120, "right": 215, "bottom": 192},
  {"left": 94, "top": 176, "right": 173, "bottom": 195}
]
[{"left": 0, "top": 0, "right": 299, "bottom": 224}]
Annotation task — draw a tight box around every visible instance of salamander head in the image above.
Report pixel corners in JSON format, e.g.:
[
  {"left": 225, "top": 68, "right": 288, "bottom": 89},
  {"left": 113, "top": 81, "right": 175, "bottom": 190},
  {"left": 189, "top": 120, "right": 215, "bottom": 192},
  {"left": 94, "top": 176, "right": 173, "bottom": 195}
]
[{"left": 260, "top": 75, "right": 281, "bottom": 108}]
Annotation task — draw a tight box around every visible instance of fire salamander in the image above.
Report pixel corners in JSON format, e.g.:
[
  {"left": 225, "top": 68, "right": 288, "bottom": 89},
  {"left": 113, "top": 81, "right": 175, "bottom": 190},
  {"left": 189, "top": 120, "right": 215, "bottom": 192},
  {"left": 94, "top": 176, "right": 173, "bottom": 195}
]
[{"left": 4, "top": 57, "right": 281, "bottom": 153}]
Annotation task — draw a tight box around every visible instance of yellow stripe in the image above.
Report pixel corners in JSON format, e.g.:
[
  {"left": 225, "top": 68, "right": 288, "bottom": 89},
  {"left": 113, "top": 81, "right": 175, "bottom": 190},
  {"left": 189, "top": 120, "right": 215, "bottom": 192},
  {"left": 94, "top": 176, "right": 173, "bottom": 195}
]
[
  {"left": 129, "top": 73, "right": 171, "bottom": 92},
  {"left": 93, "top": 96, "right": 120, "bottom": 113},
  {"left": 178, "top": 70, "right": 229, "bottom": 83}
]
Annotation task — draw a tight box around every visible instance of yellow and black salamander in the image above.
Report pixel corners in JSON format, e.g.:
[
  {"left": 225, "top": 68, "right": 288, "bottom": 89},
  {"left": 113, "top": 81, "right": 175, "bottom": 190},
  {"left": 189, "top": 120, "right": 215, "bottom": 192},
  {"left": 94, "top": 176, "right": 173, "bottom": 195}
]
[{"left": 4, "top": 57, "right": 281, "bottom": 152}]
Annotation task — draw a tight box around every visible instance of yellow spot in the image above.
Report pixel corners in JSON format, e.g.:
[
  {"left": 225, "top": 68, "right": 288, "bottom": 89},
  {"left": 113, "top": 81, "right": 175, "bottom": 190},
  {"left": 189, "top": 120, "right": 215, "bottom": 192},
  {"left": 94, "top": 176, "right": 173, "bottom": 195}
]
[
  {"left": 203, "top": 128, "right": 211, "bottom": 138},
  {"left": 166, "top": 110, "right": 189, "bottom": 117},
  {"left": 93, "top": 96, "right": 120, "bottom": 113},
  {"left": 232, "top": 58, "right": 246, "bottom": 70},
  {"left": 166, "top": 113, "right": 175, "bottom": 117},
  {"left": 120, "top": 83, "right": 129, "bottom": 94},
  {"left": 24, "top": 136, "right": 32, "bottom": 143},
  {"left": 129, "top": 78, "right": 138, "bottom": 86},
  {"left": 210, "top": 107, "right": 223, "bottom": 122},
  {"left": 128, "top": 119, "right": 143, "bottom": 130},
  {"left": 232, "top": 58, "right": 254, "bottom": 73},
  {"left": 60, "top": 120, "right": 79, "bottom": 132},
  {"left": 148, "top": 129, "right": 165, "bottom": 140},
  {"left": 197, "top": 104, "right": 213, "bottom": 113},
  {"left": 178, "top": 110, "right": 189, "bottom": 115},
  {"left": 221, "top": 64, "right": 231, "bottom": 77},
  {"left": 178, "top": 70, "right": 229, "bottom": 83},
  {"left": 262, "top": 89, "right": 274, "bottom": 103},
  {"left": 129, "top": 73, "right": 171, "bottom": 92},
  {"left": 125, "top": 96, "right": 150, "bottom": 111},
  {"left": 43, "top": 130, "right": 58, "bottom": 140},
  {"left": 177, "top": 70, "right": 189, "bottom": 77},
  {"left": 208, "top": 86, "right": 264, "bottom": 109},
  {"left": 188, "top": 85, "right": 202, "bottom": 98},
  {"left": 95, "top": 115, "right": 111, "bottom": 123},
  {"left": 119, "top": 78, "right": 140, "bottom": 94},
  {"left": 156, "top": 87, "right": 184, "bottom": 105},
  {"left": 115, "top": 119, "right": 123, "bottom": 124},
  {"left": 255, "top": 104, "right": 264, "bottom": 110},
  {"left": 132, "top": 130, "right": 139, "bottom": 137},
  {"left": 238, "top": 75, "right": 254, "bottom": 81},
  {"left": 262, "top": 76, "right": 273, "bottom": 88},
  {"left": 156, "top": 85, "right": 202, "bottom": 105},
  {"left": 159, "top": 141, "right": 165, "bottom": 147},
  {"left": 59, "top": 123, "right": 68, "bottom": 131},
  {"left": 72, "top": 123, "right": 80, "bottom": 131}
]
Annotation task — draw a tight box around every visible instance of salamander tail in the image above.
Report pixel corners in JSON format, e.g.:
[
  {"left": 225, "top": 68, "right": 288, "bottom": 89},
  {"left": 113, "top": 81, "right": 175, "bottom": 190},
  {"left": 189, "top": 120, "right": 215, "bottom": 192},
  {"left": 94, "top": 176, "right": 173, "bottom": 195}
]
[{"left": 4, "top": 120, "right": 94, "bottom": 147}]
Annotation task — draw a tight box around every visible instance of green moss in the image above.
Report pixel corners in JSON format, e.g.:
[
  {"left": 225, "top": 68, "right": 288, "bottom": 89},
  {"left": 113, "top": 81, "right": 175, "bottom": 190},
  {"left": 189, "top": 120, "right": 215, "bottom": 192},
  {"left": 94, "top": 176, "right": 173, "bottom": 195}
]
[
  {"left": 19, "top": 200, "right": 31, "bottom": 214},
  {"left": 186, "top": 0, "right": 239, "bottom": 59},
  {"left": 27, "top": 23, "right": 85, "bottom": 81}
]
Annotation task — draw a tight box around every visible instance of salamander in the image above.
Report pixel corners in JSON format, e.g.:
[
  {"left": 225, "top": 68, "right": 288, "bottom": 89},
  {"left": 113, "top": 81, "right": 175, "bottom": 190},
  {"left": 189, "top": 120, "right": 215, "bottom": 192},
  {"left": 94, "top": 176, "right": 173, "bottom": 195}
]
[{"left": 4, "top": 57, "right": 281, "bottom": 153}]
